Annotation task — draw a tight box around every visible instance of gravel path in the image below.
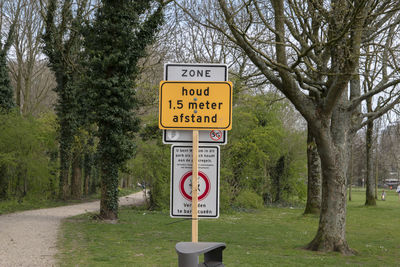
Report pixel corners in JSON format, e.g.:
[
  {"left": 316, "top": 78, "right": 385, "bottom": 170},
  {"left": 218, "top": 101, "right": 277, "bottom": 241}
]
[{"left": 0, "top": 191, "right": 147, "bottom": 267}]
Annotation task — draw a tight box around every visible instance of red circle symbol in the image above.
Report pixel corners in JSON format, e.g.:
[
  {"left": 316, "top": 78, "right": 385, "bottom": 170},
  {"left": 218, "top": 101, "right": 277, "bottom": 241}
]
[
  {"left": 179, "top": 171, "right": 210, "bottom": 201},
  {"left": 210, "top": 130, "right": 222, "bottom": 141}
]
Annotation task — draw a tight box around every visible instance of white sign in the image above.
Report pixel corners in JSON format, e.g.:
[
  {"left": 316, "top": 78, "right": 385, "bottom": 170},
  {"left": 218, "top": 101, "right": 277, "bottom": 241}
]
[
  {"left": 170, "top": 145, "right": 220, "bottom": 218},
  {"left": 163, "top": 130, "right": 227, "bottom": 145},
  {"left": 165, "top": 63, "right": 228, "bottom": 81},
  {"left": 164, "top": 63, "right": 228, "bottom": 144}
]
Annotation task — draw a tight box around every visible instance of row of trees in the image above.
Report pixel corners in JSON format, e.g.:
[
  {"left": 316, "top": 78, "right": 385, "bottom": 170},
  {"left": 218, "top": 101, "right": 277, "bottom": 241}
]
[
  {"left": 130, "top": 0, "right": 400, "bottom": 254},
  {"left": 0, "top": 0, "right": 166, "bottom": 220},
  {"left": 169, "top": 0, "right": 400, "bottom": 254},
  {"left": 214, "top": 0, "right": 400, "bottom": 254}
]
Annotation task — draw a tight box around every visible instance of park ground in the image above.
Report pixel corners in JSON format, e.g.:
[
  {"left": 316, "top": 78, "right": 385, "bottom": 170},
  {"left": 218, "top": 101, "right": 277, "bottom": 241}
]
[
  {"left": 0, "top": 190, "right": 144, "bottom": 266},
  {"left": 57, "top": 188, "right": 400, "bottom": 266}
]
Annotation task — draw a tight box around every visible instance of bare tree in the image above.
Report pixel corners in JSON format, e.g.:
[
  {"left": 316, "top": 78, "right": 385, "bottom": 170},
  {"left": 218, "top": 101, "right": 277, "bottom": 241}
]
[
  {"left": 174, "top": 0, "right": 400, "bottom": 254},
  {"left": 8, "top": 0, "right": 56, "bottom": 116},
  {"left": 0, "top": 0, "right": 22, "bottom": 110},
  {"left": 379, "top": 118, "right": 400, "bottom": 187},
  {"left": 345, "top": 17, "right": 400, "bottom": 205}
]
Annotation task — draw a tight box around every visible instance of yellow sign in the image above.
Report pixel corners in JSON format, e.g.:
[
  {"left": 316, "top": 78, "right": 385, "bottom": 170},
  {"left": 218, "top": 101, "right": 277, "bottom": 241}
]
[{"left": 159, "top": 81, "right": 233, "bottom": 130}]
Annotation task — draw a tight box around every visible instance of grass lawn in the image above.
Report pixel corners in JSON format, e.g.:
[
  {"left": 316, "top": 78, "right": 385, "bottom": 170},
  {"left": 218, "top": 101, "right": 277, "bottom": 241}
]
[{"left": 57, "top": 188, "right": 400, "bottom": 266}]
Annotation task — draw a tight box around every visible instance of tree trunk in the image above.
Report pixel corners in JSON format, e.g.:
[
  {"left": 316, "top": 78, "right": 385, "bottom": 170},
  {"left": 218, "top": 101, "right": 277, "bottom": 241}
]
[
  {"left": 59, "top": 144, "right": 70, "bottom": 200},
  {"left": 90, "top": 162, "right": 98, "bottom": 194},
  {"left": 83, "top": 174, "right": 89, "bottom": 196},
  {"left": 100, "top": 162, "right": 119, "bottom": 220},
  {"left": 0, "top": 165, "right": 8, "bottom": 200},
  {"left": 83, "top": 148, "right": 91, "bottom": 197},
  {"left": 70, "top": 149, "right": 82, "bottom": 199},
  {"left": 348, "top": 142, "right": 353, "bottom": 201},
  {"left": 306, "top": 106, "right": 353, "bottom": 255},
  {"left": 84, "top": 136, "right": 94, "bottom": 196},
  {"left": 375, "top": 148, "right": 378, "bottom": 200},
  {"left": 365, "top": 120, "right": 376, "bottom": 205},
  {"left": 15, "top": 66, "right": 22, "bottom": 112},
  {"left": 272, "top": 156, "right": 285, "bottom": 203},
  {"left": 304, "top": 126, "right": 321, "bottom": 214}
]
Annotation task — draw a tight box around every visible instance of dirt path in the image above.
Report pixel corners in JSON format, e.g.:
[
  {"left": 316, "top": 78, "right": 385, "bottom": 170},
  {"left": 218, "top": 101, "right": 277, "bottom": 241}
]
[{"left": 0, "top": 191, "right": 146, "bottom": 266}]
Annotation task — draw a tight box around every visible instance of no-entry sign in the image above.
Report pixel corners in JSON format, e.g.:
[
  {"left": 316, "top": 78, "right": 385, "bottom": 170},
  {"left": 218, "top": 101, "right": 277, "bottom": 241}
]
[
  {"left": 170, "top": 145, "right": 220, "bottom": 218},
  {"left": 159, "top": 81, "right": 233, "bottom": 130}
]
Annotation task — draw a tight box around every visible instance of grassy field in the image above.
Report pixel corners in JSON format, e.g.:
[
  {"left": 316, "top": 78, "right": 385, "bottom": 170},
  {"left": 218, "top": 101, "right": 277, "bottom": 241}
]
[{"left": 57, "top": 188, "right": 400, "bottom": 266}]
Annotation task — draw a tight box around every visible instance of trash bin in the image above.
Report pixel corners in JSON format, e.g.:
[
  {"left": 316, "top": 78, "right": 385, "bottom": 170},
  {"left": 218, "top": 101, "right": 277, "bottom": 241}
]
[{"left": 175, "top": 242, "right": 226, "bottom": 267}]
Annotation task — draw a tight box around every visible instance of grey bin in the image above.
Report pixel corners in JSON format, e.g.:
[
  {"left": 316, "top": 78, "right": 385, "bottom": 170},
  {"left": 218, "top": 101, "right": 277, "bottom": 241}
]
[{"left": 175, "top": 242, "right": 226, "bottom": 267}]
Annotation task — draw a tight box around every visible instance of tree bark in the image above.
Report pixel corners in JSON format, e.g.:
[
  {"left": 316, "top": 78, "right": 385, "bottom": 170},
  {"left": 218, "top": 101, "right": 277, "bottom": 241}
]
[
  {"left": 306, "top": 98, "right": 353, "bottom": 255},
  {"left": 59, "top": 146, "right": 70, "bottom": 200},
  {"left": 304, "top": 126, "right": 321, "bottom": 214},
  {"left": 375, "top": 148, "right": 378, "bottom": 199},
  {"left": 365, "top": 120, "right": 376, "bottom": 205},
  {"left": 15, "top": 65, "right": 22, "bottom": 111},
  {"left": 348, "top": 142, "right": 353, "bottom": 201},
  {"left": 100, "top": 163, "right": 119, "bottom": 220},
  {"left": 70, "top": 149, "right": 82, "bottom": 199},
  {"left": 0, "top": 165, "right": 8, "bottom": 200},
  {"left": 83, "top": 156, "right": 92, "bottom": 196}
]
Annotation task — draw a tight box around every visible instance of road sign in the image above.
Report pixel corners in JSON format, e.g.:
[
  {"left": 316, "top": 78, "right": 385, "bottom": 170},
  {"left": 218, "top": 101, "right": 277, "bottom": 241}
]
[
  {"left": 163, "top": 129, "right": 227, "bottom": 145},
  {"left": 159, "top": 81, "right": 233, "bottom": 130},
  {"left": 171, "top": 145, "right": 219, "bottom": 218},
  {"left": 164, "top": 63, "right": 228, "bottom": 144},
  {"left": 165, "top": 63, "right": 228, "bottom": 81}
]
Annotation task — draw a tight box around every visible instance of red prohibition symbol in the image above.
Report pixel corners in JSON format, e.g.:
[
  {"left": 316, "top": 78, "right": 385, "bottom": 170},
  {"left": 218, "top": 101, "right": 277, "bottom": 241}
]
[
  {"left": 179, "top": 171, "right": 210, "bottom": 201},
  {"left": 210, "top": 130, "right": 222, "bottom": 141}
]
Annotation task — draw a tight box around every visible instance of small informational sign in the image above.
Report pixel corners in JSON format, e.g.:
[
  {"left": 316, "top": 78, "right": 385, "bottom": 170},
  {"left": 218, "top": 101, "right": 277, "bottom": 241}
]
[
  {"left": 171, "top": 145, "right": 220, "bottom": 218},
  {"left": 165, "top": 63, "right": 228, "bottom": 81},
  {"left": 163, "top": 129, "right": 227, "bottom": 145},
  {"left": 159, "top": 81, "right": 233, "bottom": 130}
]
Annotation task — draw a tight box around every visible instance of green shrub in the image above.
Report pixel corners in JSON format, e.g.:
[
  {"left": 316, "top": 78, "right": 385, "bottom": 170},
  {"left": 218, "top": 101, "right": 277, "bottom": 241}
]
[
  {"left": 219, "top": 177, "right": 235, "bottom": 212},
  {"left": 233, "top": 189, "right": 264, "bottom": 209},
  {"left": 127, "top": 139, "right": 170, "bottom": 210},
  {"left": 0, "top": 111, "right": 58, "bottom": 200}
]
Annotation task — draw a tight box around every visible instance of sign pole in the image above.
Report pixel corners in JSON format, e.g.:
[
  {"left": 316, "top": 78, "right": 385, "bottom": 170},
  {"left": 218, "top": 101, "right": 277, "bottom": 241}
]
[{"left": 192, "top": 130, "right": 199, "bottom": 242}]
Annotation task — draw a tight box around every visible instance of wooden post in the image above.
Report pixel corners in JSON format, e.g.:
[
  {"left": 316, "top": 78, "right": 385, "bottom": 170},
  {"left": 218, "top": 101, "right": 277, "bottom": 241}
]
[{"left": 192, "top": 130, "right": 199, "bottom": 243}]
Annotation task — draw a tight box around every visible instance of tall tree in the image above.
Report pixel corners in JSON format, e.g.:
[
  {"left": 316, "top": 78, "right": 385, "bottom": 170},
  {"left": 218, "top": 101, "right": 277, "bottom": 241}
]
[
  {"left": 85, "top": 0, "right": 165, "bottom": 219},
  {"left": 0, "top": 0, "right": 23, "bottom": 196},
  {"left": 42, "top": 0, "right": 90, "bottom": 199},
  {"left": 202, "top": 0, "right": 400, "bottom": 254}
]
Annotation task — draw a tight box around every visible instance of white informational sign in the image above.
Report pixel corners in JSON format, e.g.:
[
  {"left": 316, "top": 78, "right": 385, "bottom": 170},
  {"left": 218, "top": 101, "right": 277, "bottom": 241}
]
[
  {"left": 163, "top": 63, "right": 228, "bottom": 144},
  {"left": 165, "top": 63, "right": 228, "bottom": 81},
  {"left": 170, "top": 145, "right": 220, "bottom": 218},
  {"left": 163, "top": 129, "right": 227, "bottom": 145}
]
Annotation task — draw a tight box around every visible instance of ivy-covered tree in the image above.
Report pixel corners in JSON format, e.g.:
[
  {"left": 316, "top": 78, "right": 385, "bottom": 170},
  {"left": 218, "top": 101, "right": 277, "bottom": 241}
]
[
  {"left": 42, "top": 0, "right": 90, "bottom": 200},
  {"left": 85, "top": 0, "right": 165, "bottom": 219},
  {"left": 0, "top": 51, "right": 13, "bottom": 111}
]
